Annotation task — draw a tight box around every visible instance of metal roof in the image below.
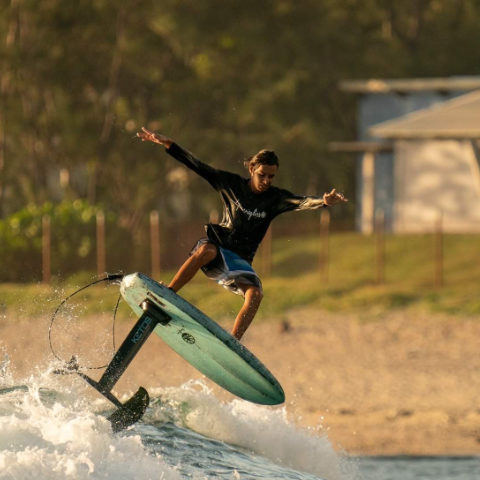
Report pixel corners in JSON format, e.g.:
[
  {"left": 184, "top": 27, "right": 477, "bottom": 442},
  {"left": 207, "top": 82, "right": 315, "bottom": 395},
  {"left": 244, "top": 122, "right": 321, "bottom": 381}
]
[
  {"left": 340, "top": 76, "right": 480, "bottom": 94},
  {"left": 369, "top": 90, "right": 480, "bottom": 139},
  {"left": 328, "top": 141, "right": 393, "bottom": 153}
]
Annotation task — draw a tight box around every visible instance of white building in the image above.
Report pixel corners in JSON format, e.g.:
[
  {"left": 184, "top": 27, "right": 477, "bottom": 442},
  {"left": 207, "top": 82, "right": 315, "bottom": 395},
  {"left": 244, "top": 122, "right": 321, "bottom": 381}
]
[
  {"left": 333, "top": 76, "right": 480, "bottom": 233},
  {"left": 370, "top": 90, "right": 480, "bottom": 233}
]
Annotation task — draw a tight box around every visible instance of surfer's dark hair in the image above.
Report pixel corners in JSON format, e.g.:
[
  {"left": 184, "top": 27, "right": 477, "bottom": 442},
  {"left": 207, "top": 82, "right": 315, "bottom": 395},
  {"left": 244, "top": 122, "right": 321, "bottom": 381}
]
[{"left": 244, "top": 149, "right": 279, "bottom": 169}]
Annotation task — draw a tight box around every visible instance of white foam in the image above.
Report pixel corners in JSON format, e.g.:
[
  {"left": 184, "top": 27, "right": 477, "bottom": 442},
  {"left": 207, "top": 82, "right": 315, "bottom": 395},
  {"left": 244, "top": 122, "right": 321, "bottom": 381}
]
[
  {"left": 151, "top": 381, "right": 348, "bottom": 480},
  {"left": 0, "top": 349, "right": 12, "bottom": 386},
  {"left": 0, "top": 354, "right": 355, "bottom": 480},
  {"left": 0, "top": 375, "right": 181, "bottom": 480}
]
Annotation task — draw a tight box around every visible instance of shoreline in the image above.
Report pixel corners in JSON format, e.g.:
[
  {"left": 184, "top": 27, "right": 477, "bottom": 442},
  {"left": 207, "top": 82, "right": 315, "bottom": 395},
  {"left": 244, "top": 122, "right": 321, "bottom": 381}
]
[{"left": 2, "top": 308, "right": 480, "bottom": 456}]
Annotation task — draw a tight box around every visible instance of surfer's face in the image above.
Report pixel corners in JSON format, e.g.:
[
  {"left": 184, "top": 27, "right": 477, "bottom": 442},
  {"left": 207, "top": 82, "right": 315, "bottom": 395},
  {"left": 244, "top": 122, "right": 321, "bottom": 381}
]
[{"left": 249, "top": 164, "right": 278, "bottom": 194}]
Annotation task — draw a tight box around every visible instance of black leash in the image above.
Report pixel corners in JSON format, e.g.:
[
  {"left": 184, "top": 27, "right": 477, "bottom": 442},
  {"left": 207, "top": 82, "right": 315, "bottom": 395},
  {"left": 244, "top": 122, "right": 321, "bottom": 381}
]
[{"left": 48, "top": 273, "right": 124, "bottom": 370}]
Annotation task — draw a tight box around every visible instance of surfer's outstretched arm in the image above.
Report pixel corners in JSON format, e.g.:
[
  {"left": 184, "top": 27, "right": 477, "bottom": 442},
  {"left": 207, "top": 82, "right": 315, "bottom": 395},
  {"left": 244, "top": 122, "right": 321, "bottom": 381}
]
[
  {"left": 136, "top": 127, "right": 173, "bottom": 148},
  {"left": 137, "top": 127, "right": 221, "bottom": 189},
  {"left": 323, "top": 188, "right": 348, "bottom": 206},
  {"left": 281, "top": 188, "right": 348, "bottom": 212}
]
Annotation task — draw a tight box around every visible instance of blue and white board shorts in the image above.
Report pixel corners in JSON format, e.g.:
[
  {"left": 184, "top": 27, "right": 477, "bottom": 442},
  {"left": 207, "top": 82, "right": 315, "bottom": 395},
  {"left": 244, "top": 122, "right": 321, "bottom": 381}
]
[{"left": 191, "top": 238, "right": 262, "bottom": 296}]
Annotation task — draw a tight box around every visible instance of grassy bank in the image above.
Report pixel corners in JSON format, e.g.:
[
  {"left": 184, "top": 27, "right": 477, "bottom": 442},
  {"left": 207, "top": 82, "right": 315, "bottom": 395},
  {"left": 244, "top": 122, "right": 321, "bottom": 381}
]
[{"left": 1, "top": 232, "right": 480, "bottom": 322}]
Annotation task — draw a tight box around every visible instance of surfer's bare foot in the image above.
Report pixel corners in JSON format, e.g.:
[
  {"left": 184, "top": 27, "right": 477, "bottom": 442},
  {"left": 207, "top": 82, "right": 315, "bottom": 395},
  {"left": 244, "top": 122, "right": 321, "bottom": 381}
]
[{"left": 158, "top": 280, "right": 176, "bottom": 292}]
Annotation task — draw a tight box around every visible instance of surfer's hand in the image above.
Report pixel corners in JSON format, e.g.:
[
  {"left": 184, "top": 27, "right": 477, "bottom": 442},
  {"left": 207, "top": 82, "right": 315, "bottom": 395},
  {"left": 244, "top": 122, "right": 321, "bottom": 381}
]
[
  {"left": 136, "top": 127, "right": 173, "bottom": 148},
  {"left": 323, "top": 188, "right": 348, "bottom": 206}
]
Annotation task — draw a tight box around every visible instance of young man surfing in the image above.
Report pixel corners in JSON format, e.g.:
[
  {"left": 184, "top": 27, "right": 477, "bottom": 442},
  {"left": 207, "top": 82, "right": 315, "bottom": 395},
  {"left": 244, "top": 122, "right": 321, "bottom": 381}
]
[{"left": 137, "top": 127, "right": 347, "bottom": 340}]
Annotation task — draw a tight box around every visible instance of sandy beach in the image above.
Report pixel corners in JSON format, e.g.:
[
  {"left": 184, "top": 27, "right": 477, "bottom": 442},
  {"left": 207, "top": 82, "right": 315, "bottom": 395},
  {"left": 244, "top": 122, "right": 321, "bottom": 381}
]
[{"left": 2, "top": 308, "right": 480, "bottom": 456}]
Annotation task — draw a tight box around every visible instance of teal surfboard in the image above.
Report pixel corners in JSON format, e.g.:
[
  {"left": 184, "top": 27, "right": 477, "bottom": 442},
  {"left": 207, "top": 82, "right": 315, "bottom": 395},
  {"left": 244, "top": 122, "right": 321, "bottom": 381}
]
[{"left": 120, "top": 273, "right": 285, "bottom": 405}]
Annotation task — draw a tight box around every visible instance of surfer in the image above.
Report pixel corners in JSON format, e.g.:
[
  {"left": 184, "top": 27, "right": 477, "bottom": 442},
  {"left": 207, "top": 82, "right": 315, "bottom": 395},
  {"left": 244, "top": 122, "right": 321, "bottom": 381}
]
[{"left": 137, "top": 127, "right": 347, "bottom": 340}]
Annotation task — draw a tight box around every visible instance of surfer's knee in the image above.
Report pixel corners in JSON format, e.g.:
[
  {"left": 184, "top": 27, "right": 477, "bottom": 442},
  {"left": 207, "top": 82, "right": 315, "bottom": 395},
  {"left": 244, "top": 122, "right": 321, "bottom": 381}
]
[
  {"left": 244, "top": 286, "right": 263, "bottom": 306},
  {"left": 193, "top": 242, "right": 218, "bottom": 265}
]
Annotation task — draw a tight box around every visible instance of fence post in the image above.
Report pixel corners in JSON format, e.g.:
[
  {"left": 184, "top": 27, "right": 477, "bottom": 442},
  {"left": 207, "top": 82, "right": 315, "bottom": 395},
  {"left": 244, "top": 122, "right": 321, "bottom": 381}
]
[
  {"left": 150, "top": 210, "right": 160, "bottom": 277},
  {"left": 319, "top": 209, "right": 330, "bottom": 283},
  {"left": 96, "top": 210, "right": 106, "bottom": 276},
  {"left": 261, "top": 227, "right": 272, "bottom": 276},
  {"left": 434, "top": 212, "right": 443, "bottom": 288},
  {"left": 42, "top": 214, "right": 51, "bottom": 284},
  {"left": 375, "top": 209, "right": 385, "bottom": 285}
]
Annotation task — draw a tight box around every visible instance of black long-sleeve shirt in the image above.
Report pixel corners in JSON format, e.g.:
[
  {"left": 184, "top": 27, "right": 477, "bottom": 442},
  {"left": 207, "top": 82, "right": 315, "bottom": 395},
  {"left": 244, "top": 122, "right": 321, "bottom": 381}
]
[{"left": 167, "top": 143, "right": 326, "bottom": 263}]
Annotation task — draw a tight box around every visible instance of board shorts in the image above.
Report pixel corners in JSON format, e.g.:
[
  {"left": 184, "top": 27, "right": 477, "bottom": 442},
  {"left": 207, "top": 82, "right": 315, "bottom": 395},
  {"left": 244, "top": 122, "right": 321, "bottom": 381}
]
[{"left": 190, "top": 238, "right": 262, "bottom": 296}]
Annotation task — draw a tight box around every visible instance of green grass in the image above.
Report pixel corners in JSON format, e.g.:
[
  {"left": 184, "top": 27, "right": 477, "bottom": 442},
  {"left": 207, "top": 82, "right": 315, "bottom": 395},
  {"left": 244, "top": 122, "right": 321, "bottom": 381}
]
[{"left": 2, "top": 232, "right": 480, "bottom": 323}]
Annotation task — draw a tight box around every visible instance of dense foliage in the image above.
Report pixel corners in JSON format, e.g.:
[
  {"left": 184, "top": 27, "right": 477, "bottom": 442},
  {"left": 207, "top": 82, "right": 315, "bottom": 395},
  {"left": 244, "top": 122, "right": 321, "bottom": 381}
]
[
  {"left": 1, "top": 0, "right": 480, "bottom": 231},
  {"left": 0, "top": 200, "right": 138, "bottom": 281}
]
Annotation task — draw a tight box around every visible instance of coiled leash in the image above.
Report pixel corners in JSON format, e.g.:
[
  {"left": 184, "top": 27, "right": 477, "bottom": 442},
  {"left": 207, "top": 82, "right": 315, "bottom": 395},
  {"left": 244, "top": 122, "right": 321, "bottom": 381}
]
[{"left": 48, "top": 273, "right": 124, "bottom": 371}]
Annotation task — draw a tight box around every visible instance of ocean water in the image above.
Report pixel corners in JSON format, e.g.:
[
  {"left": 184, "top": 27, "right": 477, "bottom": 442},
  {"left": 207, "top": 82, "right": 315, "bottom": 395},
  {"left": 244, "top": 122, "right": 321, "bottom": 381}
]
[
  {"left": 0, "top": 359, "right": 478, "bottom": 480},
  {"left": 0, "top": 357, "right": 348, "bottom": 480},
  {"left": 355, "top": 456, "right": 480, "bottom": 480}
]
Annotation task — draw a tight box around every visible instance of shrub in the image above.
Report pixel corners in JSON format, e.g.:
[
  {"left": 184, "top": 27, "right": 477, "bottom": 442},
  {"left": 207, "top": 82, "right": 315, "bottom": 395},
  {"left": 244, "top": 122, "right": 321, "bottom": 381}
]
[{"left": 0, "top": 200, "right": 121, "bottom": 281}]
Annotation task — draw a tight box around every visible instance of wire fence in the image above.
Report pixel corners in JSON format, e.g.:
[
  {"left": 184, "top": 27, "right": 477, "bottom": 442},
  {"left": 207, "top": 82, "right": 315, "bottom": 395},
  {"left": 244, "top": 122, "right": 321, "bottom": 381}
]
[{"left": 33, "top": 209, "right": 453, "bottom": 288}]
